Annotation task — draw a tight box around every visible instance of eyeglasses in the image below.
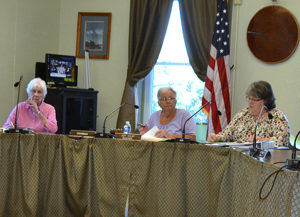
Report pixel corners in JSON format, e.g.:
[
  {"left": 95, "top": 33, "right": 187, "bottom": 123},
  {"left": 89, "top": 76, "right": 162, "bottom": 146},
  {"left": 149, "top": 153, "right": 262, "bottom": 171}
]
[
  {"left": 31, "top": 89, "right": 43, "bottom": 96},
  {"left": 246, "top": 96, "right": 262, "bottom": 102},
  {"left": 159, "top": 97, "right": 176, "bottom": 102}
]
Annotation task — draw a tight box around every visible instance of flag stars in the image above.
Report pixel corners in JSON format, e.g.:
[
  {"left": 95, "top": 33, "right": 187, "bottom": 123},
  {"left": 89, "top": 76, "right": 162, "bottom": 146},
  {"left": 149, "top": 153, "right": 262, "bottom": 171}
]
[{"left": 212, "top": 0, "right": 229, "bottom": 57}]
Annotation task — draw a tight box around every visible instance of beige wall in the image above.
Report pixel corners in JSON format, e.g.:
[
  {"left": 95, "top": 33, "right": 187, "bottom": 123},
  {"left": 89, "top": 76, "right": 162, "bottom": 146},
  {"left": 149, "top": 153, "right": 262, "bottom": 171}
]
[
  {"left": 0, "top": 0, "right": 17, "bottom": 118},
  {"left": 0, "top": 0, "right": 299, "bottom": 136},
  {"left": 58, "top": 0, "right": 130, "bottom": 131},
  {"left": 231, "top": 0, "right": 300, "bottom": 136},
  {"left": 0, "top": 0, "right": 129, "bottom": 131},
  {"left": 0, "top": 0, "right": 60, "bottom": 124}
]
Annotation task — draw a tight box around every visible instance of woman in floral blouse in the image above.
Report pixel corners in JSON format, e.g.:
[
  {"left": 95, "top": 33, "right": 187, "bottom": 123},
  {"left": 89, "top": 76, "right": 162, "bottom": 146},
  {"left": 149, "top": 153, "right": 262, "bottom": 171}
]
[{"left": 207, "top": 80, "right": 290, "bottom": 147}]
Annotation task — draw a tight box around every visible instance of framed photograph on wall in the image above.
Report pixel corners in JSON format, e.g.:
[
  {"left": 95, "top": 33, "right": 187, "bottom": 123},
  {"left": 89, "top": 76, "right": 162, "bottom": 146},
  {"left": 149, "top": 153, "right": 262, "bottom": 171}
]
[{"left": 76, "top": 12, "right": 112, "bottom": 59}]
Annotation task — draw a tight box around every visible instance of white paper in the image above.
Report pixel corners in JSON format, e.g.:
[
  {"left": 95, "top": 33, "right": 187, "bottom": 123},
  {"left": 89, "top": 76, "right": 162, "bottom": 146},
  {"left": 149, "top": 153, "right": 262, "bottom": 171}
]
[
  {"left": 141, "top": 126, "right": 167, "bottom": 142},
  {"left": 206, "top": 142, "right": 254, "bottom": 147},
  {"left": 141, "top": 126, "right": 159, "bottom": 139}
]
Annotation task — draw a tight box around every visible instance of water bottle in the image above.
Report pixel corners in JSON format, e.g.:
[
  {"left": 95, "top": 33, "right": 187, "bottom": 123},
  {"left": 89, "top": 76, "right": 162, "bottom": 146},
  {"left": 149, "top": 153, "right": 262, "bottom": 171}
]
[{"left": 123, "top": 121, "right": 131, "bottom": 134}]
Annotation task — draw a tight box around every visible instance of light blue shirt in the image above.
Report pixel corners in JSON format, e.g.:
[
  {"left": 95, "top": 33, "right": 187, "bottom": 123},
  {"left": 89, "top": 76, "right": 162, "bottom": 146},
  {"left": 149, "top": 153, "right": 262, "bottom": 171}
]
[{"left": 147, "top": 109, "right": 196, "bottom": 136}]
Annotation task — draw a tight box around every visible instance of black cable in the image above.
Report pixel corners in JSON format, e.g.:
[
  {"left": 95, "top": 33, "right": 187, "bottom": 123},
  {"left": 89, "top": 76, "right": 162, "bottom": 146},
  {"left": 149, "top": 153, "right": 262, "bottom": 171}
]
[
  {"left": 259, "top": 165, "right": 285, "bottom": 200},
  {"left": 273, "top": 161, "right": 286, "bottom": 164}
]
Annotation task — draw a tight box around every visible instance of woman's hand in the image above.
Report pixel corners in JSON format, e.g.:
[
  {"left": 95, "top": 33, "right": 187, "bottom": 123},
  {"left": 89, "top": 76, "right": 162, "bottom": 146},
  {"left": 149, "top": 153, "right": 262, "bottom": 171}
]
[
  {"left": 27, "top": 99, "right": 48, "bottom": 126},
  {"left": 155, "top": 129, "right": 171, "bottom": 138},
  {"left": 207, "top": 133, "right": 219, "bottom": 142},
  {"left": 138, "top": 123, "right": 149, "bottom": 135},
  {"left": 26, "top": 99, "right": 39, "bottom": 114}
]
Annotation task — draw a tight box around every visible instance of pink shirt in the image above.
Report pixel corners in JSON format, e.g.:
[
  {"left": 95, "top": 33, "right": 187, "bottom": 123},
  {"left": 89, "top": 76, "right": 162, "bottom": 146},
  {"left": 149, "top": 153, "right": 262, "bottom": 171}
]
[{"left": 3, "top": 101, "right": 58, "bottom": 134}]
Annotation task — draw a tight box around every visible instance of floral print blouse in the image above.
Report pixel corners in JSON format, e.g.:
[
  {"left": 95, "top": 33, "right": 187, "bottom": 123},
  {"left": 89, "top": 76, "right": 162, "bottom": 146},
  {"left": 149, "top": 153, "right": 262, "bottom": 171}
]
[{"left": 217, "top": 107, "right": 290, "bottom": 147}]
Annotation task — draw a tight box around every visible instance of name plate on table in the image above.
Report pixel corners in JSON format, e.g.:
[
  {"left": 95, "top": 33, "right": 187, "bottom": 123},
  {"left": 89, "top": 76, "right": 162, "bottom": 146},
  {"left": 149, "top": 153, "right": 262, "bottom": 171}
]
[
  {"left": 115, "top": 133, "right": 141, "bottom": 140},
  {"left": 69, "top": 129, "right": 96, "bottom": 139}
]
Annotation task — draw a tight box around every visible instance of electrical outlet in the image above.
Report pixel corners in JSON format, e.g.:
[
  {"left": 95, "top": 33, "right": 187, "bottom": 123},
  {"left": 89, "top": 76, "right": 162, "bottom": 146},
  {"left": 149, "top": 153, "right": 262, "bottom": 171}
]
[{"left": 234, "top": 0, "right": 241, "bottom": 4}]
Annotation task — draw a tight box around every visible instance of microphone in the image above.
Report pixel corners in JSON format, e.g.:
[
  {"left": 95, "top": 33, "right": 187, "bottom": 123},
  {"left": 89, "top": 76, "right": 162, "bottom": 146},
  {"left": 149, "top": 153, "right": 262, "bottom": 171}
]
[
  {"left": 263, "top": 105, "right": 273, "bottom": 120},
  {"left": 265, "top": 106, "right": 273, "bottom": 120},
  {"left": 126, "top": 102, "right": 139, "bottom": 109},
  {"left": 14, "top": 75, "right": 23, "bottom": 87},
  {"left": 249, "top": 105, "right": 270, "bottom": 157},
  {"left": 95, "top": 102, "right": 139, "bottom": 138},
  {"left": 286, "top": 130, "right": 300, "bottom": 170},
  {"left": 211, "top": 100, "right": 222, "bottom": 116},
  {"left": 268, "top": 112, "right": 273, "bottom": 120},
  {"left": 6, "top": 75, "right": 31, "bottom": 134}
]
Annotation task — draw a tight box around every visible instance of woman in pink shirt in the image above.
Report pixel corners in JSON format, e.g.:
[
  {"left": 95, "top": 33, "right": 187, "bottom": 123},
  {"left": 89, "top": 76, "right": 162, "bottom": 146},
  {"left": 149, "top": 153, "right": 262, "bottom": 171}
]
[{"left": 3, "top": 78, "right": 58, "bottom": 133}]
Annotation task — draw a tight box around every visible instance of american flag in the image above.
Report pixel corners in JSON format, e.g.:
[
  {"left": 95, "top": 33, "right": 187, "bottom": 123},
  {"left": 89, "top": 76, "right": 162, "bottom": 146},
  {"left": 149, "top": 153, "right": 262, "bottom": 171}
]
[{"left": 202, "top": 0, "right": 231, "bottom": 134}]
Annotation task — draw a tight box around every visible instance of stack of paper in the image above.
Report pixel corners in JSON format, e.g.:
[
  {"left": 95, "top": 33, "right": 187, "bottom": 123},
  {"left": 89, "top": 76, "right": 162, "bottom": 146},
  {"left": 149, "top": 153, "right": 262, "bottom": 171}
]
[{"left": 141, "top": 126, "right": 167, "bottom": 142}]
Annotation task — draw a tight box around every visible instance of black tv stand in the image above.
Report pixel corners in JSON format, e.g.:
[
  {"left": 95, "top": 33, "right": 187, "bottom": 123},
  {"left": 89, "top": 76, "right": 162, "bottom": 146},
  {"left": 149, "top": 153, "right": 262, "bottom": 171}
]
[{"left": 45, "top": 88, "right": 98, "bottom": 134}]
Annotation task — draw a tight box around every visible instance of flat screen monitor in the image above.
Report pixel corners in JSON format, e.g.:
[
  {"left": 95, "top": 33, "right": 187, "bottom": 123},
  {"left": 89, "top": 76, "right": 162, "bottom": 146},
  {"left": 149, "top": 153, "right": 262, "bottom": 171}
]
[{"left": 45, "top": 53, "right": 77, "bottom": 87}]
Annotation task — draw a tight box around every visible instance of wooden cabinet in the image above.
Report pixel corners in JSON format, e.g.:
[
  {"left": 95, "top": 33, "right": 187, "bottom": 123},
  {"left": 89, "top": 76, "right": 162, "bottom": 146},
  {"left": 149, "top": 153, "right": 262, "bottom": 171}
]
[{"left": 45, "top": 88, "right": 98, "bottom": 134}]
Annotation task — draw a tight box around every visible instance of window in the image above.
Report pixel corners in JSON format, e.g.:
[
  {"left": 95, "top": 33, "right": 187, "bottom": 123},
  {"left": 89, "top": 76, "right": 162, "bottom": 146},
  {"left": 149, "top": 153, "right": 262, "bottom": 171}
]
[{"left": 137, "top": 0, "right": 206, "bottom": 124}]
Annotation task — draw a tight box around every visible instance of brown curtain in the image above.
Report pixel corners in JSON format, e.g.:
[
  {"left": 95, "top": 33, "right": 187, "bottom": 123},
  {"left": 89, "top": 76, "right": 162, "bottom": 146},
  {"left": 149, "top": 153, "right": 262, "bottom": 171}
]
[
  {"left": 178, "top": 0, "right": 218, "bottom": 81},
  {"left": 116, "top": 0, "right": 173, "bottom": 129}
]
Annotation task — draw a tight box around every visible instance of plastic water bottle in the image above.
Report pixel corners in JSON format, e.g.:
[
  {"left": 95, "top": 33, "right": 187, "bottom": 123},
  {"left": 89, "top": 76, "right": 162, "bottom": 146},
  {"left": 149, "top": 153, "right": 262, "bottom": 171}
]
[{"left": 123, "top": 121, "right": 131, "bottom": 134}]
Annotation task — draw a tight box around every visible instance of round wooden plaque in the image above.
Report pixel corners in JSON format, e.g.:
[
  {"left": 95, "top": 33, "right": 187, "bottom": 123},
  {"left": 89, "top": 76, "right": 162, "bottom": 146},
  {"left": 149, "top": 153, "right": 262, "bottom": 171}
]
[{"left": 247, "top": 6, "right": 299, "bottom": 63}]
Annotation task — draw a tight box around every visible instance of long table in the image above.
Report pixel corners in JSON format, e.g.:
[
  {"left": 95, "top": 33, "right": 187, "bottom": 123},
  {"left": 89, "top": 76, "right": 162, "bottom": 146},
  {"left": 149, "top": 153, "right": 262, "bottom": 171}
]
[{"left": 0, "top": 133, "right": 299, "bottom": 217}]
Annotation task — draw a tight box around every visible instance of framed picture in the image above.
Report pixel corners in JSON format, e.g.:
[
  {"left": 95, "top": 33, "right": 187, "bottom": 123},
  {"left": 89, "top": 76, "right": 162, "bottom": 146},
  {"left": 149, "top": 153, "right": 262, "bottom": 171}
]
[{"left": 76, "top": 12, "right": 112, "bottom": 59}]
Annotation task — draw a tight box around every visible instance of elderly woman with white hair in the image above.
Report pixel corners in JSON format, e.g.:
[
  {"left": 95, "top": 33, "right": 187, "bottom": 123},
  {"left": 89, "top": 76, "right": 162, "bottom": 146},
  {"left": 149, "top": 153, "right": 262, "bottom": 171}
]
[
  {"left": 138, "top": 87, "right": 196, "bottom": 140},
  {"left": 3, "top": 77, "right": 58, "bottom": 133}
]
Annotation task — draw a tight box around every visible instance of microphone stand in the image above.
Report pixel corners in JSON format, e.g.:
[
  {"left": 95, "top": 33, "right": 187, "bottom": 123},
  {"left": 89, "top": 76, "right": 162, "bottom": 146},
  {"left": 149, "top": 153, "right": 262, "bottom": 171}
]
[
  {"left": 94, "top": 102, "right": 139, "bottom": 138},
  {"left": 15, "top": 76, "right": 21, "bottom": 129},
  {"left": 95, "top": 103, "right": 125, "bottom": 138},
  {"left": 286, "top": 130, "right": 300, "bottom": 170},
  {"left": 6, "top": 75, "right": 31, "bottom": 134},
  {"left": 171, "top": 101, "right": 211, "bottom": 143},
  {"left": 249, "top": 105, "right": 268, "bottom": 158}
]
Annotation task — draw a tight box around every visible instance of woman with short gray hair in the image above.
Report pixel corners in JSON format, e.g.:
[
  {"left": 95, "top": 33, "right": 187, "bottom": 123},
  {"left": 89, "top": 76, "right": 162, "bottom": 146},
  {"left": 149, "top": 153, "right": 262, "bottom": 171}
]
[{"left": 139, "top": 87, "right": 196, "bottom": 140}]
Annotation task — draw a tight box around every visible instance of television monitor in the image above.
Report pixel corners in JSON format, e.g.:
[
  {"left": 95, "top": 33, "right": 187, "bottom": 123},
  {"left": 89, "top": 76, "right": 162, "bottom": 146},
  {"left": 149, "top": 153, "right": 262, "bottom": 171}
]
[{"left": 44, "top": 53, "right": 77, "bottom": 87}]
